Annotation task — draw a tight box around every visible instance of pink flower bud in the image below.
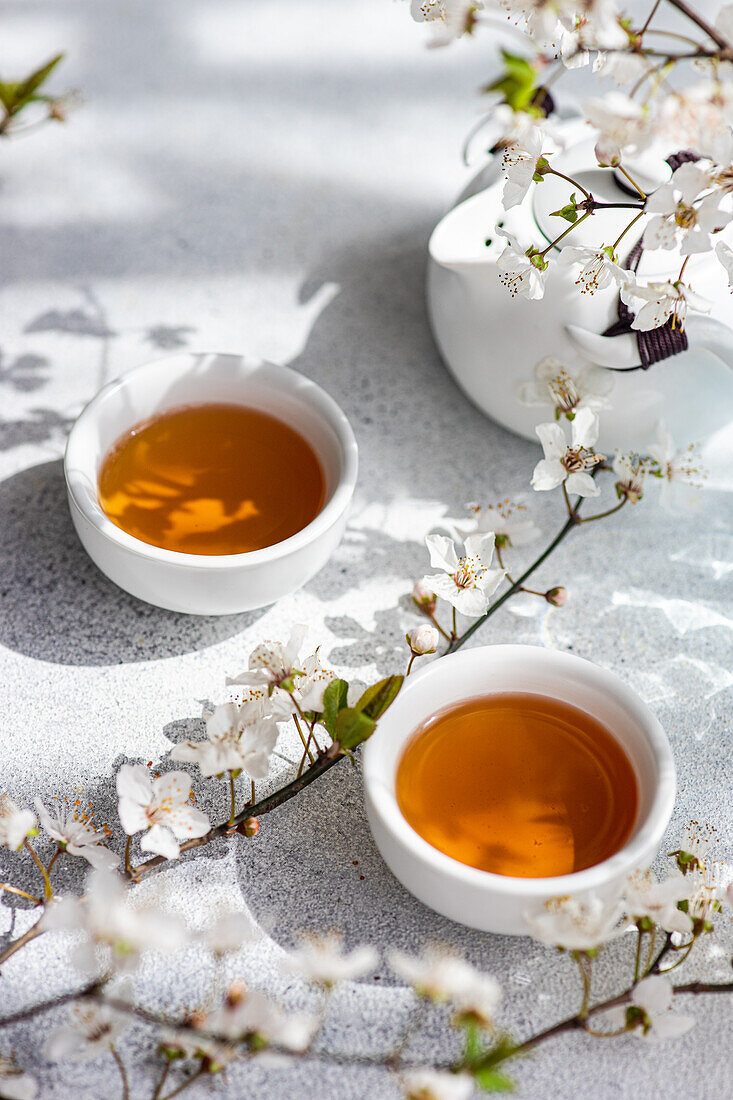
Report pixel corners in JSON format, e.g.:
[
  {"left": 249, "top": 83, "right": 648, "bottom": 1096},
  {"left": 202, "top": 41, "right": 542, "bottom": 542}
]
[
  {"left": 407, "top": 624, "right": 439, "bottom": 655},
  {"left": 242, "top": 816, "right": 259, "bottom": 837},
  {"left": 412, "top": 580, "right": 437, "bottom": 614},
  {"left": 545, "top": 586, "right": 567, "bottom": 607}
]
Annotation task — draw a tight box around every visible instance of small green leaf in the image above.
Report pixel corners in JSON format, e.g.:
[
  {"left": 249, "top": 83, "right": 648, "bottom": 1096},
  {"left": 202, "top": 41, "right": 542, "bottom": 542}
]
[
  {"left": 473, "top": 1067, "right": 514, "bottom": 1093},
  {"left": 321, "top": 678, "right": 349, "bottom": 737},
  {"left": 13, "top": 53, "right": 64, "bottom": 108},
  {"left": 354, "top": 675, "right": 404, "bottom": 720},
  {"left": 483, "top": 50, "right": 537, "bottom": 114},
  {"left": 0, "top": 82, "right": 18, "bottom": 111},
  {"left": 550, "top": 192, "right": 579, "bottom": 223},
  {"left": 334, "top": 707, "right": 376, "bottom": 751}
]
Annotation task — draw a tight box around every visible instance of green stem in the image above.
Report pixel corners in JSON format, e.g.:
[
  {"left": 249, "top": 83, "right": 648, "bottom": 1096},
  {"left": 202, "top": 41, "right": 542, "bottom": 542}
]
[
  {"left": 111, "top": 1045, "right": 130, "bottom": 1100},
  {"left": 613, "top": 210, "right": 645, "bottom": 251},
  {"left": 578, "top": 497, "right": 628, "bottom": 524},
  {"left": 23, "top": 840, "right": 53, "bottom": 900},
  {"left": 228, "top": 772, "right": 236, "bottom": 827},
  {"left": 446, "top": 502, "right": 584, "bottom": 655},
  {"left": 160, "top": 1065, "right": 206, "bottom": 1100},
  {"left": 152, "top": 1061, "right": 170, "bottom": 1100},
  {"left": 547, "top": 167, "right": 592, "bottom": 202},
  {"left": 405, "top": 653, "right": 417, "bottom": 677},
  {"left": 451, "top": 606, "right": 457, "bottom": 641},
  {"left": 633, "top": 927, "right": 644, "bottom": 982},
  {"left": 575, "top": 953, "right": 592, "bottom": 1019},
  {"left": 540, "top": 210, "right": 593, "bottom": 257},
  {"left": 0, "top": 883, "right": 42, "bottom": 905},
  {"left": 293, "top": 714, "right": 314, "bottom": 765},
  {"left": 615, "top": 165, "right": 647, "bottom": 200},
  {"left": 46, "top": 846, "right": 62, "bottom": 879}
]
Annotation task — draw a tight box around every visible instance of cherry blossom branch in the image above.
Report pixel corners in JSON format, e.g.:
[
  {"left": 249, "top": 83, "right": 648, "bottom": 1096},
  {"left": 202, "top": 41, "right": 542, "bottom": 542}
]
[
  {"left": 128, "top": 751, "right": 343, "bottom": 882},
  {"left": 445, "top": 500, "right": 585, "bottom": 654},
  {"left": 664, "top": 0, "right": 732, "bottom": 50},
  {"left": 0, "top": 920, "right": 44, "bottom": 967}
]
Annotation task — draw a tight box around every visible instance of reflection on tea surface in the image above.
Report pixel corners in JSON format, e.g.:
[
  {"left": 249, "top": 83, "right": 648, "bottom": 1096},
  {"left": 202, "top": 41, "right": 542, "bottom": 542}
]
[
  {"left": 397, "top": 692, "right": 638, "bottom": 879},
  {"left": 98, "top": 403, "right": 326, "bottom": 555}
]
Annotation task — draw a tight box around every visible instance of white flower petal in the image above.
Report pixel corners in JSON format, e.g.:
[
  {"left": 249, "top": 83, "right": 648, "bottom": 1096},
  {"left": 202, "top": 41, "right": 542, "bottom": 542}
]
[
  {"left": 425, "top": 533, "right": 459, "bottom": 573},
  {"left": 531, "top": 457, "right": 565, "bottom": 491},
  {"left": 564, "top": 471, "right": 600, "bottom": 497},
  {"left": 535, "top": 421, "right": 567, "bottom": 460},
  {"left": 140, "top": 824, "right": 180, "bottom": 860}
]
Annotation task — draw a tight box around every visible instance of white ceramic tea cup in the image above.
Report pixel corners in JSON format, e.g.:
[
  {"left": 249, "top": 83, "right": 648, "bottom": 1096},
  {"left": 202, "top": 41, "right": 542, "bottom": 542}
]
[
  {"left": 64, "top": 352, "right": 358, "bottom": 615},
  {"left": 363, "top": 644, "right": 676, "bottom": 936}
]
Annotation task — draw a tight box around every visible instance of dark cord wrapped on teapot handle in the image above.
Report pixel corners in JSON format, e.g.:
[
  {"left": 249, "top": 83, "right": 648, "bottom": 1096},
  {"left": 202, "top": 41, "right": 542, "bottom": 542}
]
[{"left": 601, "top": 151, "right": 700, "bottom": 372}]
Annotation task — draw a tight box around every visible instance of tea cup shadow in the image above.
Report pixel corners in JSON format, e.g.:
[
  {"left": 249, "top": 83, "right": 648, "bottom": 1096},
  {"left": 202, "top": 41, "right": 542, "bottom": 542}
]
[{"left": 0, "top": 459, "right": 258, "bottom": 666}]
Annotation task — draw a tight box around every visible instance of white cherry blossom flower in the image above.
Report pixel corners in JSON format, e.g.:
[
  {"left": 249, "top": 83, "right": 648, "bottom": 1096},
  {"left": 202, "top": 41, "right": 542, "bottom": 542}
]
[
  {"left": 0, "top": 1055, "right": 37, "bottom": 1100},
  {"left": 44, "top": 983, "right": 131, "bottom": 1062},
  {"left": 496, "top": 229, "right": 548, "bottom": 300},
  {"left": 716, "top": 239, "right": 733, "bottom": 287},
  {"left": 462, "top": 500, "right": 540, "bottom": 548},
  {"left": 44, "top": 869, "right": 188, "bottom": 972},
  {"left": 172, "top": 704, "right": 279, "bottom": 780},
  {"left": 525, "top": 894, "right": 625, "bottom": 951},
  {"left": 0, "top": 795, "right": 36, "bottom": 851},
  {"left": 583, "top": 91, "right": 648, "bottom": 163},
  {"left": 593, "top": 49, "right": 653, "bottom": 87},
  {"left": 644, "top": 163, "right": 730, "bottom": 256},
  {"left": 34, "top": 798, "right": 119, "bottom": 871},
  {"left": 407, "top": 624, "right": 440, "bottom": 655},
  {"left": 609, "top": 975, "right": 695, "bottom": 1040},
  {"left": 158, "top": 1028, "right": 237, "bottom": 1070},
  {"left": 205, "top": 984, "right": 317, "bottom": 1052},
  {"left": 657, "top": 82, "right": 733, "bottom": 164},
  {"left": 231, "top": 626, "right": 308, "bottom": 690},
  {"left": 422, "top": 533, "right": 504, "bottom": 617},
  {"left": 410, "top": 1, "right": 482, "bottom": 47},
  {"left": 116, "top": 764, "right": 210, "bottom": 860},
  {"left": 620, "top": 278, "right": 711, "bottom": 331},
  {"left": 204, "top": 910, "right": 258, "bottom": 956},
  {"left": 623, "top": 870, "right": 694, "bottom": 934},
  {"left": 289, "top": 651, "right": 338, "bottom": 713},
  {"left": 646, "top": 424, "right": 706, "bottom": 507},
  {"left": 390, "top": 947, "right": 501, "bottom": 1025},
  {"left": 520, "top": 357, "right": 614, "bottom": 416},
  {"left": 502, "top": 129, "right": 547, "bottom": 209},
  {"left": 283, "top": 932, "right": 377, "bottom": 988},
  {"left": 559, "top": 244, "right": 626, "bottom": 295},
  {"left": 402, "top": 1067, "right": 475, "bottom": 1100},
  {"left": 531, "top": 408, "right": 603, "bottom": 497},
  {"left": 612, "top": 453, "right": 646, "bottom": 503}
]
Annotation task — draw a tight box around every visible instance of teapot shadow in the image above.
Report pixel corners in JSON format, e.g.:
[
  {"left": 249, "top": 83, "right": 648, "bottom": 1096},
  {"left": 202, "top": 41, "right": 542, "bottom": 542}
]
[{"left": 0, "top": 460, "right": 259, "bottom": 666}]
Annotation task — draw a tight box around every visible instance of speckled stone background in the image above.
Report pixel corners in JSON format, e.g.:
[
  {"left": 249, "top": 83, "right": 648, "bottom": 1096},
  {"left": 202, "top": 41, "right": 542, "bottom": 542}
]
[{"left": 0, "top": 2, "right": 731, "bottom": 1097}]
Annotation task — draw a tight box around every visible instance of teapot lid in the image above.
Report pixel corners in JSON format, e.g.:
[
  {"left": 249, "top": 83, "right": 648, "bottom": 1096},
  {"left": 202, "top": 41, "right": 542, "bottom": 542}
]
[{"left": 531, "top": 138, "right": 708, "bottom": 278}]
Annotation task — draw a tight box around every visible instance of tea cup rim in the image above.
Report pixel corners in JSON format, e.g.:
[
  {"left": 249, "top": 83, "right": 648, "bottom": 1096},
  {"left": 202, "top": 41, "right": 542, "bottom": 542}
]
[
  {"left": 363, "top": 644, "right": 676, "bottom": 902},
  {"left": 64, "top": 351, "right": 359, "bottom": 569}
]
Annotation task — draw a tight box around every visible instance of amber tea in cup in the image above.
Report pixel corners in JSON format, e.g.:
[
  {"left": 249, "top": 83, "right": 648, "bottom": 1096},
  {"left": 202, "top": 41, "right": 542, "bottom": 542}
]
[
  {"left": 98, "top": 403, "right": 326, "bottom": 555},
  {"left": 396, "top": 692, "right": 638, "bottom": 879}
]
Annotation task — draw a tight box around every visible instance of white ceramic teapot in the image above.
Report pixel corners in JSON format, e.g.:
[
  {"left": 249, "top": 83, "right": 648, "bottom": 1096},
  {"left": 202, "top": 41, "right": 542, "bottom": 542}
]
[{"left": 427, "top": 126, "right": 733, "bottom": 452}]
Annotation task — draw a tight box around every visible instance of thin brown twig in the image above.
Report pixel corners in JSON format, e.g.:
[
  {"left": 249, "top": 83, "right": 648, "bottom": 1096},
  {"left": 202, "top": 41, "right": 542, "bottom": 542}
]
[{"left": 111, "top": 1045, "right": 130, "bottom": 1100}]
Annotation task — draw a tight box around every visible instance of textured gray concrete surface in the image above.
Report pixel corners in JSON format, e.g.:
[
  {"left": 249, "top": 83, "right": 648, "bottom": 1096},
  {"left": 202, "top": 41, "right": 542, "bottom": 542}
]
[{"left": 0, "top": 1, "right": 731, "bottom": 1097}]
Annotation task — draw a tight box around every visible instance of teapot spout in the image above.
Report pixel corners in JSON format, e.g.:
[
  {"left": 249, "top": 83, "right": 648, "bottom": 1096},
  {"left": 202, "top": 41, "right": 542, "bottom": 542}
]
[{"left": 428, "top": 189, "right": 501, "bottom": 276}]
